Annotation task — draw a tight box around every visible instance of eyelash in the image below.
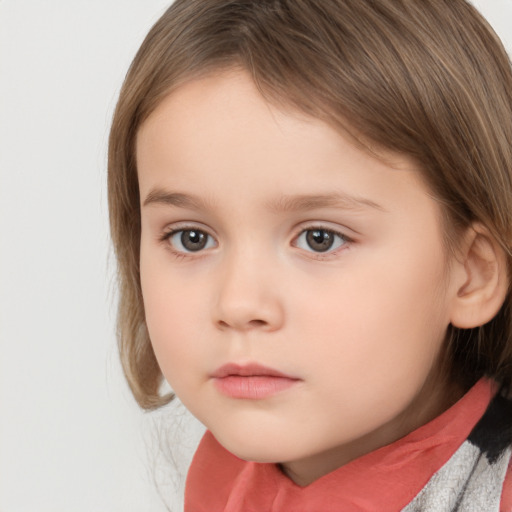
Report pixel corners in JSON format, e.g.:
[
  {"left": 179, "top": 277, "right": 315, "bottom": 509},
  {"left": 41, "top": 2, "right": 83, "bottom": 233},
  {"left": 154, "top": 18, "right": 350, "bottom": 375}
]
[
  {"left": 160, "top": 224, "right": 352, "bottom": 259},
  {"left": 160, "top": 226, "right": 217, "bottom": 259},
  {"left": 292, "top": 226, "right": 351, "bottom": 257}
]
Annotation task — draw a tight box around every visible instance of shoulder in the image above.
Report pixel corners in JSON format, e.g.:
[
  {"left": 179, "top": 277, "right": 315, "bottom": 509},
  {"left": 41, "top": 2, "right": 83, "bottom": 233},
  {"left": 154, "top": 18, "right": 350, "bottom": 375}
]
[
  {"left": 474, "top": 390, "right": 512, "bottom": 512},
  {"left": 502, "top": 455, "right": 512, "bottom": 511}
]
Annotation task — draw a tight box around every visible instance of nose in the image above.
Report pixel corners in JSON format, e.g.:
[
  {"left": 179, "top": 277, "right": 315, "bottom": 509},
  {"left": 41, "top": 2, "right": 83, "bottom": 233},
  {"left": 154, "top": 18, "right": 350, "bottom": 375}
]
[{"left": 212, "top": 250, "right": 285, "bottom": 332}]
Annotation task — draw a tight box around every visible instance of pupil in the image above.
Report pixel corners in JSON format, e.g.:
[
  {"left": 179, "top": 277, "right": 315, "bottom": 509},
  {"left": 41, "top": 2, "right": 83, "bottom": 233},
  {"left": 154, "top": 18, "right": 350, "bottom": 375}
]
[
  {"left": 182, "top": 230, "right": 207, "bottom": 251},
  {"left": 306, "top": 229, "right": 334, "bottom": 252}
]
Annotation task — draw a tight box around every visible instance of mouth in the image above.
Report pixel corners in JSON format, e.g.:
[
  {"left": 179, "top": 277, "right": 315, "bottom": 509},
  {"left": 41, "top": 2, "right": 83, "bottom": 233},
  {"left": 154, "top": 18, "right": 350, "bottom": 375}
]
[{"left": 211, "top": 363, "right": 301, "bottom": 400}]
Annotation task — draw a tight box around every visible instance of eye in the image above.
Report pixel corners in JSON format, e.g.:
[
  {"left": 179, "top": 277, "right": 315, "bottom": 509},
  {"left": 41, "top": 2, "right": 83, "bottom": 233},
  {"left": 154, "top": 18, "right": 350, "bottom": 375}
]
[
  {"left": 294, "top": 228, "right": 347, "bottom": 253},
  {"left": 167, "top": 229, "right": 216, "bottom": 253}
]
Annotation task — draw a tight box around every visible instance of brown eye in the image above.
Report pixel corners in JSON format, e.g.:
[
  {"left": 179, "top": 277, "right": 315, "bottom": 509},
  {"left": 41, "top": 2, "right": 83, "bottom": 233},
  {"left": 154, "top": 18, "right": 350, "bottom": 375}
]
[
  {"left": 168, "top": 229, "right": 215, "bottom": 253},
  {"left": 295, "top": 228, "right": 347, "bottom": 253},
  {"left": 306, "top": 229, "right": 335, "bottom": 252},
  {"left": 182, "top": 230, "right": 207, "bottom": 251}
]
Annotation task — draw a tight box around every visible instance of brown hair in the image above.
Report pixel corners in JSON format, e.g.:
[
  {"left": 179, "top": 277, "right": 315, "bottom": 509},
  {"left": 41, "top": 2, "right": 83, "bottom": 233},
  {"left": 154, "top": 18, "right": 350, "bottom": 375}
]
[{"left": 108, "top": 0, "right": 512, "bottom": 409}]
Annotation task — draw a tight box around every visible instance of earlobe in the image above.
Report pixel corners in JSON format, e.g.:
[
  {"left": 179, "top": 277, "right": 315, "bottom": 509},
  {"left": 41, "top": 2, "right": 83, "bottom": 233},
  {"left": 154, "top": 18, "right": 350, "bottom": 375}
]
[{"left": 450, "top": 224, "right": 509, "bottom": 329}]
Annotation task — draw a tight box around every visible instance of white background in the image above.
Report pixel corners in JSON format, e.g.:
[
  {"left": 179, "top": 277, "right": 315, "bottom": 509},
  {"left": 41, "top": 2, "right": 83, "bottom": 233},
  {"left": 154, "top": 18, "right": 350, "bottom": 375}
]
[{"left": 0, "top": 1, "right": 511, "bottom": 511}]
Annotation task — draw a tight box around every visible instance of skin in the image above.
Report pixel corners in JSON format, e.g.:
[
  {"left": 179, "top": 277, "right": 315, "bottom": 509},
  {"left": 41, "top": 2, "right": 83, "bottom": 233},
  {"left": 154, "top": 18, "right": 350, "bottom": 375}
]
[{"left": 137, "top": 69, "right": 466, "bottom": 486}]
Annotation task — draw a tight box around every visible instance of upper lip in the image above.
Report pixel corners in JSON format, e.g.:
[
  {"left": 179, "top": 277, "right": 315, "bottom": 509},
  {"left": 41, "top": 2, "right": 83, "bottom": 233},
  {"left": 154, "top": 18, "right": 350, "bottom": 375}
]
[{"left": 211, "top": 363, "right": 299, "bottom": 380}]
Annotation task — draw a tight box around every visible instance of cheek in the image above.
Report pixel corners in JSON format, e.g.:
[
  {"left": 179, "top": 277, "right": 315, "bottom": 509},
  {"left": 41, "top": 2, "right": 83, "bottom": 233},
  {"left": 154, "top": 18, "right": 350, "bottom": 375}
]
[
  {"left": 286, "top": 273, "right": 448, "bottom": 437},
  {"left": 293, "top": 244, "right": 450, "bottom": 385},
  {"left": 140, "top": 259, "right": 207, "bottom": 388}
]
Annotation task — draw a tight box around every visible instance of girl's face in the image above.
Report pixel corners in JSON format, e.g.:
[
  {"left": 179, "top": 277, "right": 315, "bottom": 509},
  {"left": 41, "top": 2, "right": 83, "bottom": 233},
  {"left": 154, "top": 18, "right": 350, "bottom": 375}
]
[{"left": 137, "top": 70, "right": 463, "bottom": 486}]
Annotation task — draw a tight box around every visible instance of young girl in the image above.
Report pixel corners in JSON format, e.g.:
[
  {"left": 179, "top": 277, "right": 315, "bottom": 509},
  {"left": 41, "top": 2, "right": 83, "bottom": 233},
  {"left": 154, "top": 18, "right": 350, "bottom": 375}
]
[{"left": 108, "top": 0, "right": 512, "bottom": 510}]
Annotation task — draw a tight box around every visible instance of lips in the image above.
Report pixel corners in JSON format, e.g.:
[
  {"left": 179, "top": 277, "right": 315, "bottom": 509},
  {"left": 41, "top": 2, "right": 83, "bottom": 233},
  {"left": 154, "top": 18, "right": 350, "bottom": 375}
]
[
  {"left": 211, "top": 363, "right": 295, "bottom": 379},
  {"left": 211, "top": 363, "right": 301, "bottom": 399}
]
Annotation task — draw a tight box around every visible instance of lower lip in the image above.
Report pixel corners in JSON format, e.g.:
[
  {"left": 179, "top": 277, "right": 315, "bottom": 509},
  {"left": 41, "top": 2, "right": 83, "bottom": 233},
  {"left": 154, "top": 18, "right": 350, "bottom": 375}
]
[{"left": 213, "top": 375, "right": 299, "bottom": 399}]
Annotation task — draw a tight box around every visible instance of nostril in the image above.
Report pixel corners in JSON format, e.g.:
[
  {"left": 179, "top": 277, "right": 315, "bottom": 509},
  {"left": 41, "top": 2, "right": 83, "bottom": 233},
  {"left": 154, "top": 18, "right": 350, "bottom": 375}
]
[
  {"left": 217, "top": 320, "right": 230, "bottom": 329},
  {"left": 216, "top": 318, "right": 268, "bottom": 330},
  {"left": 248, "top": 319, "right": 267, "bottom": 328}
]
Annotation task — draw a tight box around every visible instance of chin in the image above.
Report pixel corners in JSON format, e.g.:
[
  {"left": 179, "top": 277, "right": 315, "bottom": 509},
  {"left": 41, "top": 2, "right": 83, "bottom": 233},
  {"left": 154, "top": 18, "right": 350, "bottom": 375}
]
[{"left": 211, "top": 426, "right": 298, "bottom": 464}]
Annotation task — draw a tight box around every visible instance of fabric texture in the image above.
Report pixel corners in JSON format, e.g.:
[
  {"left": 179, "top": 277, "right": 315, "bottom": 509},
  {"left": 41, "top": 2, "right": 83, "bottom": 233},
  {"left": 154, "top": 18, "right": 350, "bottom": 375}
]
[{"left": 185, "top": 379, "right": 512, "bottom": 511}]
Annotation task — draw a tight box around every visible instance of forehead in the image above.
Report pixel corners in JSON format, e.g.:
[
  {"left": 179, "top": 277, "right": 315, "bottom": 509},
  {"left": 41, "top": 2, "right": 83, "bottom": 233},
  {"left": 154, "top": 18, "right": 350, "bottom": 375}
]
[
  {"left": 136, "top": 70, "right": 339, "bottom": 173},
  {"left": 136, "top": 69, "right": 437, "bottom": 222}
]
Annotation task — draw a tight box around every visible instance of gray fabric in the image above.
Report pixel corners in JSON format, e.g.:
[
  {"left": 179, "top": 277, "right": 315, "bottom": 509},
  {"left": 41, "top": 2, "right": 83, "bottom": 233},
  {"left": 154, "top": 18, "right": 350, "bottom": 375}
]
[{"left": 402, "top": 441, "right": 511, "bottom": 511}]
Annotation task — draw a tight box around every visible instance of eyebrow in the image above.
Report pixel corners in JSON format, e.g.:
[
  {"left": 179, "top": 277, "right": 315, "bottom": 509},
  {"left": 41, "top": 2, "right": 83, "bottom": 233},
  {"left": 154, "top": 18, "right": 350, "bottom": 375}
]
[
  {"left": 142, "top": 188, "right": 386, "bottom": 213},
  {"left": 265, "top": 192, "right": 386, "bottom": 213},
  {"left": 143, "top": 190, "right": 215, "bottom": 210}
]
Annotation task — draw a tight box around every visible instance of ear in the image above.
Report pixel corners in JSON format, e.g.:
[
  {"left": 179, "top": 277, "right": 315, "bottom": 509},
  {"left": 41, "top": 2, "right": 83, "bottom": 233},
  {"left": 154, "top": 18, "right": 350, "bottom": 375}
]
[{"left": 450, "top": 224, "right": 509, "bottom": 329}]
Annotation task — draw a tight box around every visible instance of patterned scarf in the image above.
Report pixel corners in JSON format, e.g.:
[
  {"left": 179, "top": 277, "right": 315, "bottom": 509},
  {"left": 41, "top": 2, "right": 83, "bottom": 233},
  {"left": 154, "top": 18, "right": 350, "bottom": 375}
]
[{"left": 404, "top": 393, "right": 512, "bottom": 511}]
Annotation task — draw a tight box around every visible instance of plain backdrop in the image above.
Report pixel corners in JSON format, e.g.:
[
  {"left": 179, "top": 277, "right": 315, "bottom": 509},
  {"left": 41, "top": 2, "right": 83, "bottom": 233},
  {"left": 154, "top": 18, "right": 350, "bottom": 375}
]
[{"left": 0, "top": 1, "right": 511, "bottom": 511}]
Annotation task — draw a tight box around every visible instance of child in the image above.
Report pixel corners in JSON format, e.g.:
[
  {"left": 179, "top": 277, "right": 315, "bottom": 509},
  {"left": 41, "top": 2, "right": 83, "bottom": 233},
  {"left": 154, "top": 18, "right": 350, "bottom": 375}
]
[{"left": 108, "top": 0, "right": 512, "bottom": 510}]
